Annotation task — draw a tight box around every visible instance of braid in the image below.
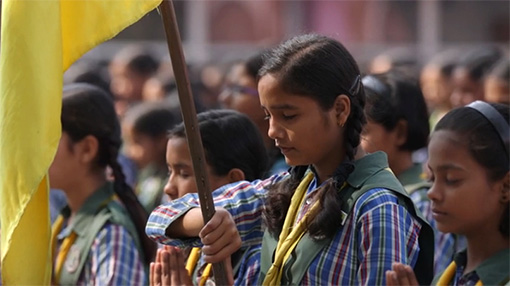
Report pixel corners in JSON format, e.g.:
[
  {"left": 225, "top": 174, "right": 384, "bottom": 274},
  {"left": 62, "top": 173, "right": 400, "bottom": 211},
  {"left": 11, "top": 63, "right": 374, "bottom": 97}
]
[
  {"left": 108, "top": 144, "right": 157, "bottom": 264},
  {"left": 263, "top": 165, "right": 308, "bottom": 238},
  {"left": 308, "top": 86, "right": 366, "bottom": 239}
]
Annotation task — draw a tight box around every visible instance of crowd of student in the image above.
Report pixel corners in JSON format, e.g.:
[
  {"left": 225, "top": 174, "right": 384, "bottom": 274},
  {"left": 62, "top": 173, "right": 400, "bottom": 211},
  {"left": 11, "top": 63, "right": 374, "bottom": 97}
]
[{"left": 48, "top": 33, "right": 509, "bottom": 285}]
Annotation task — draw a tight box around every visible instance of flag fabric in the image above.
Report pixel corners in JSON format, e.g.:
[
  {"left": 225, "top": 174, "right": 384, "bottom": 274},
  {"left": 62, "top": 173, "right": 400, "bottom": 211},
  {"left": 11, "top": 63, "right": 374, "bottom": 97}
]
[{"left": 0, "top": 0, "right": 161, "bottom": 284}]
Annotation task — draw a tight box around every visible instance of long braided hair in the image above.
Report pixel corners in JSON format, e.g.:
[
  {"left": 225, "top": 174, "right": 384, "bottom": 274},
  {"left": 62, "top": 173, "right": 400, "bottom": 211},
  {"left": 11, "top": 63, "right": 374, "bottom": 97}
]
[
  {"left": 260, "top": 34, "right": 366, "bottom": 239},
  {"left": 61, "top": 83, "right": 157, "bottom": 263}
]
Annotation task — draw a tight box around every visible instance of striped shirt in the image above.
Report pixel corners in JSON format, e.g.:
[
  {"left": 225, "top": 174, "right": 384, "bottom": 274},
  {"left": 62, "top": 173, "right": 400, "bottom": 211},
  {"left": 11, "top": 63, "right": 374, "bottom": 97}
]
[
  {"left": 147, "top": 154, "right": 424, "bottom": 285},
  {"left": 70, "top": 223, "right": 146, "bottom": 285}
]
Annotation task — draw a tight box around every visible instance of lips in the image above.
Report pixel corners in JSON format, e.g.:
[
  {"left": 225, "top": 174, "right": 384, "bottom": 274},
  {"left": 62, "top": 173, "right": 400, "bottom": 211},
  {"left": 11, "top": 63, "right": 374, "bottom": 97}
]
[
  {"left": 432, "top": 208, "right": 447, "bottom": 220},
  {"left": 276, "top": 145, "right": 294, "bottom": 154}
]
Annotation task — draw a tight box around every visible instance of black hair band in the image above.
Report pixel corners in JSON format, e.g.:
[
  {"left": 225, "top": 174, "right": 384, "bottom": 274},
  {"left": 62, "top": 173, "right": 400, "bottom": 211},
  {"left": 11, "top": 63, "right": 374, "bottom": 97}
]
[
  {"left": 467, "top": 100, "right": 510, "bottom": 158},
  {"left": 361, "top": 75, "right": 391, "bottom": 98}
]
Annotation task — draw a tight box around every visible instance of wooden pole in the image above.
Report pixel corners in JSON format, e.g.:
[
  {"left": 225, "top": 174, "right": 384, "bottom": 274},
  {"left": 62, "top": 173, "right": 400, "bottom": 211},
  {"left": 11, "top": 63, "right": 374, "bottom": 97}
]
[{"left": 158, "top": 1, "right": 229, "bottom": 285}]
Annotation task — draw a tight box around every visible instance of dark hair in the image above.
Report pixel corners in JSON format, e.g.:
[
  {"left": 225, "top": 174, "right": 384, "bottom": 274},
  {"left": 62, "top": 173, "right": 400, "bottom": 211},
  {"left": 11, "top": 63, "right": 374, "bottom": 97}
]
[
  {"left": 425, "top": 48, "right": 462, "bottom": 78},
  {"left": 260, "top": 34, "right": 366, "bottom": 239},
  {"left": 363, "top": 70, "right": 430, "bottom": 151},
  {"left": 488, "top": 59, "right": 510, "bottom": 83},
  {"left": 124, "top": 102, "right": 182, "bottom": 138},
  {"left": 434, "top": 103, "right": 509, "bottom": 236},
  {"left": 245, "top": 51, "right": 266, "bottom": 80},
  {"left": 456, "top": 46, "right": 503, "bottom": 81},
  {"left": 61, "top": 83, "right": 156, "bottom": 263},
  {"left": 168, "top": 109, "right": 268, "bottom": 182},
  {"left": 115, "top": 46, "right": 159, "bottom": 77}
]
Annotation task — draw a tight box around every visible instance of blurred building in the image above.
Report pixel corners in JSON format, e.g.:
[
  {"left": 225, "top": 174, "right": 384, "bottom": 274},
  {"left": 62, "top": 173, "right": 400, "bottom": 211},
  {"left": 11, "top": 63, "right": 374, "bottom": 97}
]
[{"left": 14, "top": 0, "right": 506, "bottom": 71}]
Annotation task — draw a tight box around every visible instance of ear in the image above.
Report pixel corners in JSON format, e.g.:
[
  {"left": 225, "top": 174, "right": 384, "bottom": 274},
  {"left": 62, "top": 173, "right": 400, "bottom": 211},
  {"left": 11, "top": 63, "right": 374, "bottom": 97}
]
[
  {"left": 394, "top": 119, "right": 409, "bottom": 147},
  {"left": 500, "top": 171, "right": 510, "bottom": 203},
  {"left": 227, "top": 168, "right": 245, "bottom": 183},
  {"left": 333, "top": 94, "right": 351, "bottom": 127},
  {"left": 77, "top": 135, "right": 100, "bottom": 164}
]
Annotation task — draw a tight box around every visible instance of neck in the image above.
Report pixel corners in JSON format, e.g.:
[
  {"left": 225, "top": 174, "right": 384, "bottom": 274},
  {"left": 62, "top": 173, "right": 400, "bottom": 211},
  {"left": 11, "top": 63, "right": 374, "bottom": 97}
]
[
  {"left": 389, "top": 151, "right": 414, "bottom": 177},
  {"left": 62, "top": 173, "right": 107, "bottom": 214},
  {"left": 313, "top": 148, "right": 366, "bottom": 184},
  {"left": 464, "top": 231, "right": 509, "bottom": 274}
]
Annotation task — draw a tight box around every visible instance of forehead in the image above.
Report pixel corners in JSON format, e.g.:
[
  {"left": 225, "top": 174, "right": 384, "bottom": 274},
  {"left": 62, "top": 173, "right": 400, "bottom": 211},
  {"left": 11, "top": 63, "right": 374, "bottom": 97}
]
[
  {"left": 258, "top": 74, "right": 317, "bottom": 109},
  {"left": 428, "top": 130, "right": 470, "bottom": 164}
]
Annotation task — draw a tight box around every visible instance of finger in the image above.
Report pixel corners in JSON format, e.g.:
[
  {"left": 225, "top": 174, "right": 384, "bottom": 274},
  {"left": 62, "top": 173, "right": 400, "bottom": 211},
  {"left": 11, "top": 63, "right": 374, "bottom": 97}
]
[
  {"left": 150, "top": 263, "right": 156, "bottom": 286},
  {"left": 161, "top": 249, "right": 171, "bottom": 286},
  {"left": 202, "top": 230, "right": 241, "bottom": 263},
  {"left": 404, "top": 265, "right": 419, "bottom": 285},
  {"left": 168, "top": 246, "right": 182, "bottom": 285},
  {"left": 153, "top": 263, "right": 163, "bottom": 286},
  {"left": 394, "top": 263, "right": 411, "bottom": 285},
  {"left": 385, "top": 270, "right": 397, "bottom": 286}
]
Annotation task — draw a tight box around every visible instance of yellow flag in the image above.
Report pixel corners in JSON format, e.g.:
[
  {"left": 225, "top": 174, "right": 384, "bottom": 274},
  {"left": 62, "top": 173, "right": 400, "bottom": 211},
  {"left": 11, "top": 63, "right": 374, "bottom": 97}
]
[{"left": 0, "top": 0, "right": 161, "bottom": 284}]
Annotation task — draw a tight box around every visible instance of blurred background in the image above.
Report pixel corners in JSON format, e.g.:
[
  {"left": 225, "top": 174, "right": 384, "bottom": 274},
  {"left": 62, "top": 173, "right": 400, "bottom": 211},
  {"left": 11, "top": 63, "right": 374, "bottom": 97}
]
[{"left": 76, "top": 0, "right": 508, "bottom": 71}]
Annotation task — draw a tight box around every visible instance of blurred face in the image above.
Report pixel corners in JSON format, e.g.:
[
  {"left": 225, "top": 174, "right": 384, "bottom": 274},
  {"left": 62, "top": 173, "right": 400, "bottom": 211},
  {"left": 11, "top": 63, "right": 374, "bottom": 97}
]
[
  {"left": 450, "top": 68, "right": 484, "bottom": 108},
  {"left": 163, "top": 137, "right": 231, "bottom": 201},
  {"left": 218, "top": 64, "right": 270, "bottom": 146},
  {"left": 109, "top": 61, "right": 146, "bottom": 116},
  {"left": 427, "top": 130, "right": 506, "bottom": 237},
  {"left": 361, "top": 120, "right": 397, "bottom": 161},
  {"left": 485, "top": 76, "right": 510, "bottom": 105},
  {"left": 420, "top": 65, "right": 453, "bottom": 109},
  {"left": 124, "top": 127, "right": 166, "bottom": 169},
  {"left": 49, "top": 132, "right": 79, "bottom": 191},
  {"left": 258, "top": 74, "right": 343, "bottom": 173}
]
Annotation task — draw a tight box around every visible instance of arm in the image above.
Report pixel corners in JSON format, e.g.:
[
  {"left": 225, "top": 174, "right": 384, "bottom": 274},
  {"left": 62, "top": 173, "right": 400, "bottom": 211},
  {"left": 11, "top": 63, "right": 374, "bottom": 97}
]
[
  {"left": 85, "top": 224, "right": 146, "bottom": 286},
  {"left": 146, "top": 176, "right": 283, "bottom": 248}
]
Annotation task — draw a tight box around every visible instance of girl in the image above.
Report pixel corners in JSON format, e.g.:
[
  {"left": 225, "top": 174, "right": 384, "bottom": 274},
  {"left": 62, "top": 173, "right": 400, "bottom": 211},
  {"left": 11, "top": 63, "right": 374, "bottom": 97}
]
[
  {"left": 122, "top": 101, "right": 181, "bottom": 212},
  {"left": 50, "top": 83, "right": 156, "bottom": 285},
  {"left": 146, "top": 34, "right": 434, "bottom": 285},
  {"left": 153, "top": 109, "right": 268, "bottom": 285},
  {"left": 218, "top": 52, "right": 288, "bottom": 176},
  {"left": 361, "top": 70, "right": 465, "bottom": 275},
  {"left": 450, "top": 47, "right": 502, "bottom": 108},
  {"left": 386, "top": 101, "right": 509, "bottom": 285}
]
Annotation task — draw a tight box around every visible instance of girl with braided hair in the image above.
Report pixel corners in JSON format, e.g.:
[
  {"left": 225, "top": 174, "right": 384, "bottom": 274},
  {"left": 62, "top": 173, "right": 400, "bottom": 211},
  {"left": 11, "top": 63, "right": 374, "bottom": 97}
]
[
  {"left": 146, "top": 34, "right": 433, "bottom": 285},
  {"left": 49, "top": 83, "right": 156, "bottom": 285}
]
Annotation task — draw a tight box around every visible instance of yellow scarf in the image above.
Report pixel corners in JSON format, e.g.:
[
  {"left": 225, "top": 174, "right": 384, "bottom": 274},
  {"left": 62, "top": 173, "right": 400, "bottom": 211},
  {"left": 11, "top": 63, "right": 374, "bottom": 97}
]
[
  {"left": 437, "top": 260, "right": 483, "bottom": 286},
  {"left": 263, "top": 172, "right": 321, "bottom": 286},
  {"left": 185, "top": 247, "right": 212, "bottom": 286},
  {"left": 51, "top": 215, "right": 78, "bottom": 284}
]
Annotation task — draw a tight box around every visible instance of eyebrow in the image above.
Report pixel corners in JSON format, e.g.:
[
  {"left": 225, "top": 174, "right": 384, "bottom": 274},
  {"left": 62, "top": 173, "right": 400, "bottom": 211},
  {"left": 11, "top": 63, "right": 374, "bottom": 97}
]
[
  {"left": 167, "top": 163, "right": 192, "bottom": 169},
  {"left": 264, "top": 104, "right": 299, "bottom": 110},
  {"left": 428, "top": 163, "right": 465, "bottom": 172}
]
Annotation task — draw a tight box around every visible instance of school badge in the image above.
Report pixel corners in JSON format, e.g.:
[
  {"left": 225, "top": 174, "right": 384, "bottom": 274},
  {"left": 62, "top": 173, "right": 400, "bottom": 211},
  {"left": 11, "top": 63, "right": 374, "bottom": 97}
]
[{"left": 65, "top": 245, "right": 81, "bottom": 273}]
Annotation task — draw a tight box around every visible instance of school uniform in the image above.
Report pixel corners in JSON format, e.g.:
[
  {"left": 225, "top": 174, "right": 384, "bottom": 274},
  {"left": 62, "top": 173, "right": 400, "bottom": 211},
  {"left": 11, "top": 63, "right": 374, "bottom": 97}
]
[
  {"left": 136, "top": 163, "right": 167, "bottom": 213},
  {"left": 52, "top": 182, "right": 146, "bottom": 285},
  {"left": 146, "top": 151, "right": 433, "bottom": 285},
  {"left": 432, "top": 248, "right": 509, "bottom": 285},
  {"left": 399, "top": 163, "right": 467, "bottom": 275}
]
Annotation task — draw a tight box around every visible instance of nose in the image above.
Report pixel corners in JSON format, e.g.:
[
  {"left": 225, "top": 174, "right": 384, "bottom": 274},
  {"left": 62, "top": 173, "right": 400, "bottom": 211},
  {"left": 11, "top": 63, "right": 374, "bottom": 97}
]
[
  {"left": 267, "top": 117, "right": 284, "bottom": 140},
  {"left": 163, "top": 173, "right": 177, "bottom": 200},
  {"left": 427, "top": 180, "right": 441, "bottom": 202}
]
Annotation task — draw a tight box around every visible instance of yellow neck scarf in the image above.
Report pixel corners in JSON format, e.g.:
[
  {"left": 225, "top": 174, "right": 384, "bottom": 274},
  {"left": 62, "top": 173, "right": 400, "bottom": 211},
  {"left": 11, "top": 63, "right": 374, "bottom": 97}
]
[
  {"left": 263, "top": 172, "right": 320, "bottom": 286},
  {"left": 51, "top": 215, "right": 78, "bottom": 284},
  {"left": 437, "top": 260, "right": 483, "bottom": 286},
  {"left": 186, "top": 247, "right": 213, "bottom": 286}
]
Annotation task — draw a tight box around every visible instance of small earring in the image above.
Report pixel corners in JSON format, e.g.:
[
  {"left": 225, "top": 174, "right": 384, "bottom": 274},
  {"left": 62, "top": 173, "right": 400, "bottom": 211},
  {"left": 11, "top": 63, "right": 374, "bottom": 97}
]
[{"left": 340, "top": 122, "right": 345, "bottom": 128}]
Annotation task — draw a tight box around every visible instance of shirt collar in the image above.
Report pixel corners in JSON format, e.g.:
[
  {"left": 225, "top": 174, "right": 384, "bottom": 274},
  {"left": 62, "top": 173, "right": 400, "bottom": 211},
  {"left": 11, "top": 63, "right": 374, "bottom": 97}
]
[
  {"left": 59, "top": 182, "right": 115, "bottom": 237},
  {"left": 397, "top": 163, "right": 425, "bottom": 186},
  {"left": 347, "top": 151, "right": 389, "bottom": 188}
]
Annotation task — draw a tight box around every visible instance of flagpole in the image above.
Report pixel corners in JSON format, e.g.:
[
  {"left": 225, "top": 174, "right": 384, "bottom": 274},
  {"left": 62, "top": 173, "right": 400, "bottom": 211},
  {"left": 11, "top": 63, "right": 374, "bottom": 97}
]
[{"left": 158, "top": 1, "right": 230, "bottom": 284}]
